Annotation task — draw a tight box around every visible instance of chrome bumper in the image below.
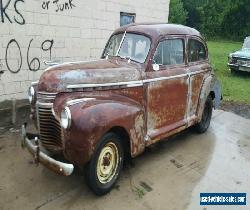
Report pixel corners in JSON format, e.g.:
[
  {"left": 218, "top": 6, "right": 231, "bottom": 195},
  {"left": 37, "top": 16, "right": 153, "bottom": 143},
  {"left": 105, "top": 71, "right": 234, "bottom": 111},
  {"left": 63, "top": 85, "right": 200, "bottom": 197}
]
[
  {"left": 21, "top": 124, "right": 74, "bottom": 176},
  {"left": 228, "top": 63, "right": 250, "bottom": 72},
  {"left": 228, "top": 63, "right": 239, "bottom": 68}
]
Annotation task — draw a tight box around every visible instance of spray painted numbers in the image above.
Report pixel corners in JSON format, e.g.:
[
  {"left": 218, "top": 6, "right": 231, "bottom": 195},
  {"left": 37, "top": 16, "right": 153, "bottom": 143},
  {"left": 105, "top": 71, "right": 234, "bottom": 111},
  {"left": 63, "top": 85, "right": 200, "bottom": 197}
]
[
  {"left": 5, "top": 38, "right": 54, "bottom": 73},
  {"left": 42, "top": 0, "right": 76, "bottom": 12},
  {"left": 0, "top": 0, "right": 25, "bottom": 25}
]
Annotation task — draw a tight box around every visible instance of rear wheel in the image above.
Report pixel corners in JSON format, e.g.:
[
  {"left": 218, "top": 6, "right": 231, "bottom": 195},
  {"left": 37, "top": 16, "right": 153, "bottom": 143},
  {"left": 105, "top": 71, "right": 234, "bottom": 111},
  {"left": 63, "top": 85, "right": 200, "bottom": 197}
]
[
  {"left": 85, "top": 132, "right": 124, "bottom": 195},
  {"left": 195, "top": 96, "right": 213, "bottom": 133}
]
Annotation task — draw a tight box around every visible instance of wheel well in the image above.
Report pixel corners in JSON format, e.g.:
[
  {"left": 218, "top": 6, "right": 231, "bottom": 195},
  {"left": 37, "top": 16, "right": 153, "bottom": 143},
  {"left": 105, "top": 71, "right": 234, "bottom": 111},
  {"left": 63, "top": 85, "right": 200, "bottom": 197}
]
[
  {"left": 209, "top": 91, "right": 215, "bottom": 100},
  {"left": 108, "top": 126, "right": 131, "bottom": 159}
]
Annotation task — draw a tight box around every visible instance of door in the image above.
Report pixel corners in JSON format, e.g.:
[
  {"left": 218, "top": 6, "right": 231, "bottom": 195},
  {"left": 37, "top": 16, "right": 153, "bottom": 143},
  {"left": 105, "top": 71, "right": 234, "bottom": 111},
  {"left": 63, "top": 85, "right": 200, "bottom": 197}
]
[
  {"left": 145, "top": 37, "right": 189, "bottom": 141},
  {"left": 186, "top": 37, "right": 211, "bottom": 125}
]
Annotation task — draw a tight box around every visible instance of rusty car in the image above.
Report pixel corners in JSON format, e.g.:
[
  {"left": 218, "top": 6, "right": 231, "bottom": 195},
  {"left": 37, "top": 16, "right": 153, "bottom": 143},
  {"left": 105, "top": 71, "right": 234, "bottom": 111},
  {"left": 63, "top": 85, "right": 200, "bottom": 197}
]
[
  {"left": 22, "top": 23, "right": 222, "bottom": 195},
  {"left": 228, "top": 36, "right": 250, "bottom": 73}
]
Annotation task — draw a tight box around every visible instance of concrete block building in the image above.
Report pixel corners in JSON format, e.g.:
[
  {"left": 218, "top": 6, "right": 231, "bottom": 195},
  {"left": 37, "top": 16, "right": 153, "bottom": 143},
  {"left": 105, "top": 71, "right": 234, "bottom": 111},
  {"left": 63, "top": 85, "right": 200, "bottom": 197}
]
[{"left": 0, "top": 0, "right": 169, "bottom": 104}]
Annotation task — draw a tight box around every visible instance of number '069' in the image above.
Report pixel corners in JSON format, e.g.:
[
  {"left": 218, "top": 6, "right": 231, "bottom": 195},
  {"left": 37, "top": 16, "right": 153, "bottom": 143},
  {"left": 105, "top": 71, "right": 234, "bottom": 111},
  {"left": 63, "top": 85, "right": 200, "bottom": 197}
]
[{"left": 4, "top": 39, "right": 54, "bottom": 73}]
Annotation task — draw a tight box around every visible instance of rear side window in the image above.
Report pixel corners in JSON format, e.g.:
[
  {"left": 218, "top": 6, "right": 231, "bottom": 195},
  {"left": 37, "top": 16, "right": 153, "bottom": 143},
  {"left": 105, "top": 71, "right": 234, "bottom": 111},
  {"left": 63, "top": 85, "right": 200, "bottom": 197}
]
[
  {"left": 188, "top": 39, "right": 207, "bottom": 62},
  {"left": 153, "top": 39, "right": 184, "bottom": 66}
]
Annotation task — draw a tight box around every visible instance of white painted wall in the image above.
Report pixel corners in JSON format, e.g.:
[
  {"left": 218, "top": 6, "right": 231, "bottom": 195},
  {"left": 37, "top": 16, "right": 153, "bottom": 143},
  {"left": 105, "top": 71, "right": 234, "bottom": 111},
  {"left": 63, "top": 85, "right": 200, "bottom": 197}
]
[{"left": 0, "top": 0, "right": 169, "bottom": 101}]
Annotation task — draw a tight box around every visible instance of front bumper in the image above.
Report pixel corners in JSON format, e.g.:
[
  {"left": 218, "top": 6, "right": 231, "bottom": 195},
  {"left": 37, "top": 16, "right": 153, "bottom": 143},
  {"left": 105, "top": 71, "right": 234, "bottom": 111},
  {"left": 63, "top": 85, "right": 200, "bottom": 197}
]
[
  {"left": 21, "top": 124, "right": 74, "bottom": 176},
  {"left": 228, "top": 63, "right": 250, "bottom": 72}
]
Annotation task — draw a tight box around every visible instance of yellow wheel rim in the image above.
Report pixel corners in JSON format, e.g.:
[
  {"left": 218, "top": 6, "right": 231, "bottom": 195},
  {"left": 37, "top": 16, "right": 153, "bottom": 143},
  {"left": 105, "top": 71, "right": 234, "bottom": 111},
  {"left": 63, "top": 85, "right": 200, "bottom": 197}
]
[{"left": 97, "top": 142, "right": 119, "bottom": 184}]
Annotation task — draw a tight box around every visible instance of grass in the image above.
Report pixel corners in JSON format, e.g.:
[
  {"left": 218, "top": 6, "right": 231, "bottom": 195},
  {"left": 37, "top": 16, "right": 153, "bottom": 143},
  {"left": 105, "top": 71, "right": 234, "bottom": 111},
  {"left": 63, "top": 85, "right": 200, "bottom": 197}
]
[
  {"left": 132, "top": 187, "right": 145, "bottom": 199},
  {"left": 207, "top": 40, "right": 250, "bottom": 105}
]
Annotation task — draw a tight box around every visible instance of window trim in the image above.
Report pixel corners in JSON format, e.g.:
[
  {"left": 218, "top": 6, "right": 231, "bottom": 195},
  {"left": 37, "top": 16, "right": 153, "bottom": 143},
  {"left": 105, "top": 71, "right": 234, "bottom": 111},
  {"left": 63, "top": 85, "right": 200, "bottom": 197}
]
[
  {"left": 187, "top": 36, "right": 208, "bottom": 65},
  {"left": 152, "top": 36, "right": 186, "bottom": 69}
]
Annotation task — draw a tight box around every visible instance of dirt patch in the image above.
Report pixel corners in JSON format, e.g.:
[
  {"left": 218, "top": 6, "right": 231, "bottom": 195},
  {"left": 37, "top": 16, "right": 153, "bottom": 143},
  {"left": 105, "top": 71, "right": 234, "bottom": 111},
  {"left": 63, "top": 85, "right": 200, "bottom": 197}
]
[{"left": 221, "top": 101, "right": 250, "bottom": 119}]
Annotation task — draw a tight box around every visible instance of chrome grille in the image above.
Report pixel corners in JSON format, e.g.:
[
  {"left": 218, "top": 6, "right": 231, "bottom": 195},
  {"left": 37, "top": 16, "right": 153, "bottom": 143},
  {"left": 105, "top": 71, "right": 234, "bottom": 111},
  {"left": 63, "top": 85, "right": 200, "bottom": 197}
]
[
  {"left": 237, "top": 59, "right": 250, "bottom": 66},
  {"left": 37, "top": 92, "right": 57, "bottom": 102},
  {"left": 37, "top": 100, "right": 62, "bottom": 153}
]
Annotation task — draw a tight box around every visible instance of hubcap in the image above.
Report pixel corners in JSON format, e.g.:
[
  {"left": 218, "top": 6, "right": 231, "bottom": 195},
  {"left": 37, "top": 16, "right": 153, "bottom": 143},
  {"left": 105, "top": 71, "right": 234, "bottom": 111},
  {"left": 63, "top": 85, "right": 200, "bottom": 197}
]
[{"left": 97, "top": 142, "right": 119, "bottom": 184}]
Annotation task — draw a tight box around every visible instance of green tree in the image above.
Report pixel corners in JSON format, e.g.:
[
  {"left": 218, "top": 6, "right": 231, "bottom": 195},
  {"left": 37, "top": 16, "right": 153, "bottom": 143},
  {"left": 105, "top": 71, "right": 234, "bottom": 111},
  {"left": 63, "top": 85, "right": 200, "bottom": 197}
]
[
  {"left": 176, "top": 0, "right": 249, "bottom": 40},
  {"left": 169, "top": 0, "right": 188, "bottom": 25},
  {"left": 222, "top": 0, "right": 250, "bottom": 40},
  {"left": 183, "top": 0, "right": 207, "bottom": 29}
]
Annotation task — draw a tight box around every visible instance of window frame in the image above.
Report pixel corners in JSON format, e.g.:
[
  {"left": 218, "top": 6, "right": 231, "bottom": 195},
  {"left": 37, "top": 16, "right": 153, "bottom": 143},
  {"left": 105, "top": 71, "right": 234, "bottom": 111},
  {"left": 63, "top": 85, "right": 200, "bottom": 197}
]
[
  {"left": 187, "top": 36, "right": 208, "bottom": 65},
  {"left": 152, "top": 35, "right": 187, "bottom": 71}
]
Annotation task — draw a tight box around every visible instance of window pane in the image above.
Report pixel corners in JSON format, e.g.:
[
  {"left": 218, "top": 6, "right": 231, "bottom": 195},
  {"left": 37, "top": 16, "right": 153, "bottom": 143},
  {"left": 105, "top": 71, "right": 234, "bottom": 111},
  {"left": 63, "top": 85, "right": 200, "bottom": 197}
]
[
  {"left": 243, "top": 37, "right": 250, "bottom": 49},
  {"left": 153, "top": 39, "right": 184, "bottom": 66},
  {"left": 119, "top": 34, "right": 151, "bottom": 63},
  {"left": 120, "top": 12, "right": 136, "bottom": 26},
  {"left": 103, "top": 33, "right": 151, "bottom": 63},
  {"left": 103, "top": 33, "right": 124, "bottom": 57},
  {"left": 188, "top": 39, "right": 207, "bottom": 62}
]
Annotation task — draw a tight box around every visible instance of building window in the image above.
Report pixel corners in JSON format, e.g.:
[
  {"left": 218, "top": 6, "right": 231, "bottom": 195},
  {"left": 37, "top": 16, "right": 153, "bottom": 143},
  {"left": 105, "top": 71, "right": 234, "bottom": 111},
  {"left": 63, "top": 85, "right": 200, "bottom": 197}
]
[{"left": 120, "top": 12, "right": 136, "bottom": 26}]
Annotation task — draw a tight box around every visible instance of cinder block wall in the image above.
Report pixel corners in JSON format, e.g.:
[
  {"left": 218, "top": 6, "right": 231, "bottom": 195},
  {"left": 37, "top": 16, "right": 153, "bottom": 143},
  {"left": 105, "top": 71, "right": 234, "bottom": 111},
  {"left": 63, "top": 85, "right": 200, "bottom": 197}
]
[{"left": 0, "top": 0, "right": 169, "bottom": 102}]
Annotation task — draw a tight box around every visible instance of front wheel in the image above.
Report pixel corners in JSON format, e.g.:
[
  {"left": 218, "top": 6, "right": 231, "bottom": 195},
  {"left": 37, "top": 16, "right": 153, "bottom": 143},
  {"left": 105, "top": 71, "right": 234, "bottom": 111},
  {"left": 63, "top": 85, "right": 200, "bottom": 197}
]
[
  {"left": 230, "top": 68, "right": 236, "bottom": 74},
  {"left": 195, "top": 96, "right": 213, "bottom": 133},
  {"left": 85, "top": 132, "right": 124, "bottom": 195}
]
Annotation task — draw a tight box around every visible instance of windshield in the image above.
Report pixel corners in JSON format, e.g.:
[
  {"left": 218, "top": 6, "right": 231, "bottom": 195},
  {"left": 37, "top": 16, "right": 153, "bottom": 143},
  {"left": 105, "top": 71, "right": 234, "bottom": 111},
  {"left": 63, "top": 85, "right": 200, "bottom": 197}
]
[
  {"left": 103, "top": 33, "right": 151, "bottom": 63},
  {"left": 243, "top": 37, "right": 250, "bottom": 49}
]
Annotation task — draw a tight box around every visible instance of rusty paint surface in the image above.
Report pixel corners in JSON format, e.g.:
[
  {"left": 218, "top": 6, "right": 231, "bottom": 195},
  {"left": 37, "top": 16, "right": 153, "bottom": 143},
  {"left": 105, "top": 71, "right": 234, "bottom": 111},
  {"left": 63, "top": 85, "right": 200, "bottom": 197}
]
[
  {"left": 188, "top": 63, "right": 211, "bottom": 119},
  {"left": 38, "top": 59, "right": 143, "bottom": 93},
  {"left": 52, "top": 90, "right": 145, "bottom": 166},
  {"left": 27, "top": 24, "right": 221, "bottom": 169},
  {"left": 145, "top": 67, "right": 189, "bottom": 141}
]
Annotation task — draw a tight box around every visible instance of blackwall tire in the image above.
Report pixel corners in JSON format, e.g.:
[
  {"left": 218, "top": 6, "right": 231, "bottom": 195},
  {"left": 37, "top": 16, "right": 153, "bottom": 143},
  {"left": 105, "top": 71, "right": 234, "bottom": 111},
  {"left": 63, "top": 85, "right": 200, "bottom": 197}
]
[
  {"left": 195, "top": 96, "right": 213, "bottom": 133},
  {"left": 85, "top": 132, "right": 124, "bottom": 196},
  {"left": 230, "top": 68, "right": 236, "bottom": 74}
]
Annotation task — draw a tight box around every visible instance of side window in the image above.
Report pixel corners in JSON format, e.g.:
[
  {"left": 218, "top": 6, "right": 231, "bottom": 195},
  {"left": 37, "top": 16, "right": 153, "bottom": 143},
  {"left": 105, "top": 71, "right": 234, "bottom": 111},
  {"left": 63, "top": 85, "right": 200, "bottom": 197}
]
[
  {"left": 153, "top": 39, "right": 184, "bottom": 66},
  {"left": 188, "top": 39, "right": 207, "bottom": 62}
]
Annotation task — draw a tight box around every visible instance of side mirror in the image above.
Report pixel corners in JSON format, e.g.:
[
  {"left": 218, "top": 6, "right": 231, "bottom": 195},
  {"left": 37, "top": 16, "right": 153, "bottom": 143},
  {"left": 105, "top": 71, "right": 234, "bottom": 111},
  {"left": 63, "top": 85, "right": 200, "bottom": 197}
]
[
  {"left": 152, "top": 64, "right": 160, "bottom": 71},
  {"left": 151, "top": 58, "right": 160, "bottom": 71}
]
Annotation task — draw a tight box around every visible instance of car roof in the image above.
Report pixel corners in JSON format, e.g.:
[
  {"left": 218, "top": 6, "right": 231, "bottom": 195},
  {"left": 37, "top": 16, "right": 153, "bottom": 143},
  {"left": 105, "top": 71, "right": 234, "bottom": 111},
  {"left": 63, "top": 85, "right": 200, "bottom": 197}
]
[{"left": 114, "top": 23, "right": 202, "bottom": 39}]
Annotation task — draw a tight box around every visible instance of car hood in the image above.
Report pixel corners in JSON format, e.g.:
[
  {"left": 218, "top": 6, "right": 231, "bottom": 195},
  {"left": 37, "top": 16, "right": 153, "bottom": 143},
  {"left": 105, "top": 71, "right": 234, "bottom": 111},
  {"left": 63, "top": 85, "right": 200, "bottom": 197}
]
[
  {"left": 37, "top": 59, "right": 142, "bottom": 93},
  {"left": 231, "top": 49, "right": 250, "bottom": 59}
]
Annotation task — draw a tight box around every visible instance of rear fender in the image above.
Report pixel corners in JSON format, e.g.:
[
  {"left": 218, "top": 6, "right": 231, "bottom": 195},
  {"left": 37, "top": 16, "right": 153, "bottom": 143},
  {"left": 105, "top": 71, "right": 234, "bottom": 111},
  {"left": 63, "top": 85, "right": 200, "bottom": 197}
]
[
  {"left": 197, "top": 75, "right": 222, "bottom": 121},
  {"left": 197, "top": 75, "right": 213, "bottom": 121}
]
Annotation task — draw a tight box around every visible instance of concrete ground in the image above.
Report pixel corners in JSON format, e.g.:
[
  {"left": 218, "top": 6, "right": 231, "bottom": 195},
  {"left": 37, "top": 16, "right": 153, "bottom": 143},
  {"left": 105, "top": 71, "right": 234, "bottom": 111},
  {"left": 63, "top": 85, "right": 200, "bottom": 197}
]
[{"left": 0, "top": 110, "right": 249, "bottom": 210}]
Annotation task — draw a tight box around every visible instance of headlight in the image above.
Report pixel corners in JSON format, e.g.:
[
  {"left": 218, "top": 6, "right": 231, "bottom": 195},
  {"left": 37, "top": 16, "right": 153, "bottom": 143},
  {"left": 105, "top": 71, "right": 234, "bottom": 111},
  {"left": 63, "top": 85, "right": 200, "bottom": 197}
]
[
  {"left": 61, "top": 107, "right": 71, "bottom": 129},
  {"left": 28, "top": 86, "right": 35, "bottom": 104},
  {"left": 228, "top": 54, "right": 233, "bottom": 63}
]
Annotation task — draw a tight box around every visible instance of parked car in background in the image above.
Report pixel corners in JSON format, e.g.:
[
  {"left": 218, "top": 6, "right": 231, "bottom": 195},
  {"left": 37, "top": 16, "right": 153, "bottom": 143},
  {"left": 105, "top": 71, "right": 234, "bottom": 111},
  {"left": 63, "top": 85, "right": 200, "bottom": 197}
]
[
  {"left": 21, "top": 23, "right": 222, "bottom": 195},
  {"left": 228, "top": 36, "right": 250, "bottom": 73}
]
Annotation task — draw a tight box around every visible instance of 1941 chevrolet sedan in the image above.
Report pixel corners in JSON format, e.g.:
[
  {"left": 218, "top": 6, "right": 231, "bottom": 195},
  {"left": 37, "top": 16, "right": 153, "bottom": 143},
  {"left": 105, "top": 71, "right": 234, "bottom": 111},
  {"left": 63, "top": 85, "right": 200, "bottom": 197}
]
[{"left": 22, "top": 23, "right": 221, "bottom": 195}]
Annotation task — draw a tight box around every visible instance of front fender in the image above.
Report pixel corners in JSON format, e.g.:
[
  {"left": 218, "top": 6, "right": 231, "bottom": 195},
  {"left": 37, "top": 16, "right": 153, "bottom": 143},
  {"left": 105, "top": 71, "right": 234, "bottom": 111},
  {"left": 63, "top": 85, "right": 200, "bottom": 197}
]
[{"left": 62, "top": 98, "right": 145, "bottom": 167}]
